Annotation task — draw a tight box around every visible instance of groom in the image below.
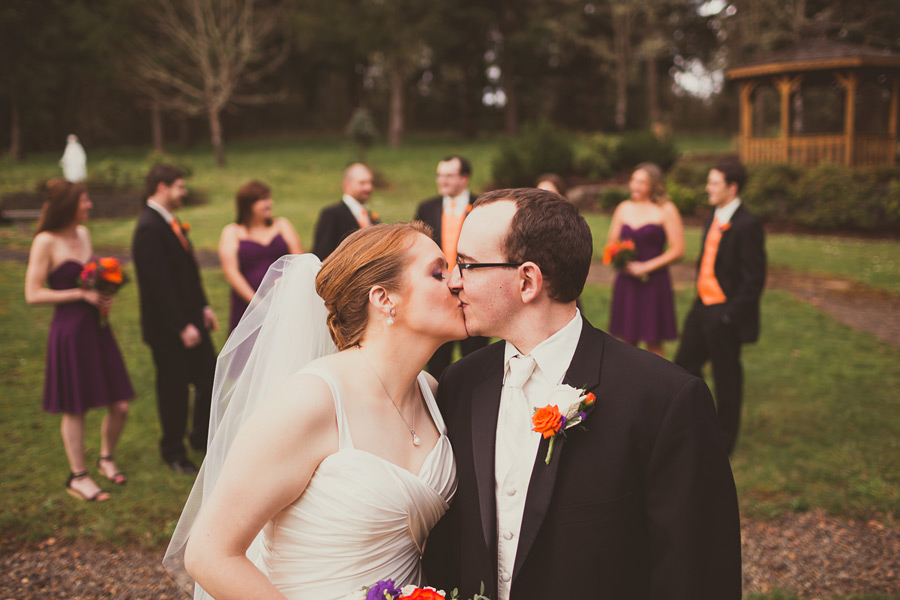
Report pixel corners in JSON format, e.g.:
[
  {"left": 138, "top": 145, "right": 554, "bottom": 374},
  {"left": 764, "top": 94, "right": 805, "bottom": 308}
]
[{"left": 424, "top": 188, "right": 741, "bottom": 600}]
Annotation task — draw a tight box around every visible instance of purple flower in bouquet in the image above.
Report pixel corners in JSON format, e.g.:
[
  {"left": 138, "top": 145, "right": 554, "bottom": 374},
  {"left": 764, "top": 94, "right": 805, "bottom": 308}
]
[{"left": 367, "top": 579, "right": 402, "bottom": 600}]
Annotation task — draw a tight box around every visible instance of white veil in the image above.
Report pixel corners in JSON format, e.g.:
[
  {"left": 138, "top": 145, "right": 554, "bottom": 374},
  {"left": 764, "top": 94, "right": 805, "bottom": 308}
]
[{"left": 163, "top": 254, "right": 337, "bottom": 598}]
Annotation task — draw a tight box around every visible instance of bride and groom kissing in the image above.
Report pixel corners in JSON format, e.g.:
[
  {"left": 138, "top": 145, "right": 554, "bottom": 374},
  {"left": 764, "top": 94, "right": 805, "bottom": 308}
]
[{"left": 164, "top": 188, "right": 742, "bottom": 600}]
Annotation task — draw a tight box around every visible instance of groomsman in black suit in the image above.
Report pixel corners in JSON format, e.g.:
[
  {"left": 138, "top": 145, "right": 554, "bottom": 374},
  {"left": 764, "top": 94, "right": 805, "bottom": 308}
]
[
  {"left": 312, "top": 163, "right": 376, "bottom": 260},
  {"left": 132, "top": 164, "right": 219, "bottom": 474},
  {"left": 414, "top": 155, "right": 488, "bottom": 376},
  {"left": 424, "top": 188, "right": 741, "bottom": 600},
  {"left": 675, "top": 157, "right": 766, "bottom": 455}
]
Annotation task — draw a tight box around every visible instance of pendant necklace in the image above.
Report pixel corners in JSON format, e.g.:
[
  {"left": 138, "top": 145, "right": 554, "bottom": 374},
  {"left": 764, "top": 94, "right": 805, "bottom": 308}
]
[{"left": 358, "top": 346, "right": 421, "bottom": 446}]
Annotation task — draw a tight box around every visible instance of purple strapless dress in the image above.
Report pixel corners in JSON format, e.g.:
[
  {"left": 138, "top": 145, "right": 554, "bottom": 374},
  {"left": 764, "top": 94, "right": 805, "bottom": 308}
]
[
  {"left": 608, "top": 223, "right": 678, "bottom": 345},
  {"left": 229, "top": 233, "right": 291, "bottom": 331},
  {"left": 42, "top": 261, "right": 134, "bottom": 414}
]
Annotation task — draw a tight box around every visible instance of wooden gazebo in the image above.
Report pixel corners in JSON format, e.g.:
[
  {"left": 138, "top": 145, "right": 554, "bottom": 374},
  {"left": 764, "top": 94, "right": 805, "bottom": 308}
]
[{"left": 727, "top": 39, "right": 900, "bottom": 166}]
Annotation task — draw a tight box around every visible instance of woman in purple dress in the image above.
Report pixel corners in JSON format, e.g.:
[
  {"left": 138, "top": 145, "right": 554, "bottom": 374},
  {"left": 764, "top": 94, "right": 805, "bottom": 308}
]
[
  {"left": 219, "top": 181, "right": 303, "bottom": 332},
  {"left": 24, "top": 179, "right": 134, "bottom": 502},
  {"left": 606, "top": 163, "right": 685, "bottom": 357}
]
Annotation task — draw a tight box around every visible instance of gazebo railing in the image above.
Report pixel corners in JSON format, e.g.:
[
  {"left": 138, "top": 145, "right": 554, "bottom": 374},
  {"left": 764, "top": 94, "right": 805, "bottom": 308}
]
[{"left": 739, "top": 135, "right": 897, "bottom": 166}]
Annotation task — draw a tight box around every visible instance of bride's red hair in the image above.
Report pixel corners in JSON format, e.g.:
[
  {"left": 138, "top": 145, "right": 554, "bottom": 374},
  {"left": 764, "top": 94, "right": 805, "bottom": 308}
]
[{"left": 315, "top": 221, "right": 432, "bottom": 350}]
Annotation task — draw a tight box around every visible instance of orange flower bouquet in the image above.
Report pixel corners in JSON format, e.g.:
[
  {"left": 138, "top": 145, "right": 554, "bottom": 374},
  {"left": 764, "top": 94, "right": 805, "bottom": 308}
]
[
  {"left": 80, "top": 256, "right": 129, "bottom": 327},
  {"left": 602, "top": 239, "right": 636, "bottom": 270},
  {"left": 350, "top": 579, "right": 490, "bottom": 600},
  {"left": 602, "top": 239, "right": 648, "bottom": 282}
]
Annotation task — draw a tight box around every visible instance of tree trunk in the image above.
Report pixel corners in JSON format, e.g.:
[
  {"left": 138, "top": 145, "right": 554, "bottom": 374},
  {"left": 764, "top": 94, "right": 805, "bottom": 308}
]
[
  {"left": 10, "top": 96, "right": 22, "bottom": 161},
  {"left": 207, "top": 105, "right": 226, "bottom": 167},
  {"left": 388, "top": 64, "right": 404, "bottom": 148},
  {"left": 178, "top": 114, "right": 192, "bottom": 147},
  {"left": 151, "top": 100, "right": 165, "bottom": 154},
  {"left": 614, "top": 25, "right": 629, "bottom": 131},
  {"left": 503, "top": 55, "right": 518, "bottom": 136},
  {"left": 646, "top": 52, "right": 660, "bottom": 128}
]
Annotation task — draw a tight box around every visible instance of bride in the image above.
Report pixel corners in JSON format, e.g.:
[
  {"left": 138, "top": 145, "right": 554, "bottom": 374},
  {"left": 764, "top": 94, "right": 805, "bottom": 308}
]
[{"left": 163, "top": 222, "right": 466, "bottom": 599}]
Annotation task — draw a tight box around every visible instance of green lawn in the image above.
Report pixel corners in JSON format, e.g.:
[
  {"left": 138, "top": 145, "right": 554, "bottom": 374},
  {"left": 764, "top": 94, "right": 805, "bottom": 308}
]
[
  {"left": 2, "top": 256, "right": 897, "bottom": 553},
  {"left": 2, "top": 135, "right": 897, "bottom": 294}
]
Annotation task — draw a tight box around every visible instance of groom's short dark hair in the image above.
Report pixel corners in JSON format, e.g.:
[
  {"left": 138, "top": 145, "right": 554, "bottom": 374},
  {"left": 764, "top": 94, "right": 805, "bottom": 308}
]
[{"left": 474, "top": 188, "right": 592, "bottom": 303}]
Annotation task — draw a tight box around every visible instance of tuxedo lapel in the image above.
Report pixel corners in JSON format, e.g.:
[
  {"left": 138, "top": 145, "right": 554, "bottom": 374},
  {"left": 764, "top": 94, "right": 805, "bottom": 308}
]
[
  {"left": 512, "top": 321, "right": 606, "bottom": 581},
  {"left": 471, "top": 359, "right": 504, "bottom": 565}
]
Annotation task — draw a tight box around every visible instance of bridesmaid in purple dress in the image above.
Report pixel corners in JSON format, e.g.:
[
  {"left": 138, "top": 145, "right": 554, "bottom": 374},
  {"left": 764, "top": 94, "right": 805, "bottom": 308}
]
[
  {"left": 606, "top": 163, "right": 685, "bottom": 357},
  {"left": 24, "top": 179, "right": 134, "bottom": 502},
  {"left": 219, "top": 180, "right": 304, "bottom": 332}
]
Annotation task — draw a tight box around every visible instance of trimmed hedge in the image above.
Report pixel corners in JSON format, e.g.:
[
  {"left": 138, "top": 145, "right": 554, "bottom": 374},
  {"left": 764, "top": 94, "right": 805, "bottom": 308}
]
[
  {"left": 577, "top": 131, "right": 679, "bottom": 180},
  {"left": 669, "top": 160, "right": 900, "bottom": 232},
  {"left": 491, "top": 120, "right": 575, "bottom": 188}
]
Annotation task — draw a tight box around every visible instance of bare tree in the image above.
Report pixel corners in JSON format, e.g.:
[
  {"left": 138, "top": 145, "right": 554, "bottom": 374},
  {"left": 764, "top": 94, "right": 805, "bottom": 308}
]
[{"left": 127, "top": 0, "right": 288, "bottom": 166}]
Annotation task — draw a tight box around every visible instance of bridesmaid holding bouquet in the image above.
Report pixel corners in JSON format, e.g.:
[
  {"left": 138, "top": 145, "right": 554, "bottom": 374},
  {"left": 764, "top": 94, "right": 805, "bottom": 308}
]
[
  {"left": 219, "top": 180, "right": 303, "bottom": 332},
  {"left": 606, "top": 163, "right": 684, "bottom": 357},
  {"left": 25, "top": 179, "right": 134, "bottom": 502}
]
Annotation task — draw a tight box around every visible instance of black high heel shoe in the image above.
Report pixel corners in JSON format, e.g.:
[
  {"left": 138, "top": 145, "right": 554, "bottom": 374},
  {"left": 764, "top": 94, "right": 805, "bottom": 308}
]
[
  {"left": 97, "top": 455, "right": 127, "bottom": 485},
  {"left": 66, "top": 471, "right": 110, "bottom": 502}
]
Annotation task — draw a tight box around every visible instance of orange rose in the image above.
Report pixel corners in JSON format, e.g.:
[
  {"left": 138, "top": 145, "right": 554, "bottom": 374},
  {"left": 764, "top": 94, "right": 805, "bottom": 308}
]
[
  {"left": 621, "top": 239, "right": 635, "bottom": 251},
  {"left": 602, "top": 244, "right": 614, "bottom": 265},
  {"left": 103, "top": 271, "right": 123, "bottom": 284},
  {"left": 532, "top": 405, "right": 563, "bottom": 439},
  {"left": 99, "top": 257, "right": 117, "bottom": 269},
  {"left": 399, "top": 588, "right": 444, "bottom": 600},
  {"left": 181, "top": 222, "right": 192, "bottom": 232},
  {"left": 583, "top": 392, "right": 595, "bottom": 406}
]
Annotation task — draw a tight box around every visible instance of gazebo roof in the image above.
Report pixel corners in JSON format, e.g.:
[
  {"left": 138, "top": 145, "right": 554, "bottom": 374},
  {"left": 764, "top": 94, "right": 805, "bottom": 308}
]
[{"left": 727, "top": 39, "right": 900, "bottom": 80}]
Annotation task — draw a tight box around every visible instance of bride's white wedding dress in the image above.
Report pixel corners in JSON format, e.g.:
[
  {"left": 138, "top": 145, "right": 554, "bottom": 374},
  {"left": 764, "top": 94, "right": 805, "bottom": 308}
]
[
  {"left": 163, "top": 255, "right": 456, "bottom": 600},
  {"left": 254, "top": 367, "right": 456, "bottom": 599}
]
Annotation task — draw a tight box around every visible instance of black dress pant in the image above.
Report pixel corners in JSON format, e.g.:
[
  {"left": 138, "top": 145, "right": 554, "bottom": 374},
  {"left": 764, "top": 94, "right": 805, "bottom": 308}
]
[
  {"left": 674, "top": 300, "right": 743, "bottom": 455},
  {"left": 428, "top": 336, "right": 490, "bottom": 379},
  {"left": 149, "top": 333, "right": 217, "bottom": 462}
]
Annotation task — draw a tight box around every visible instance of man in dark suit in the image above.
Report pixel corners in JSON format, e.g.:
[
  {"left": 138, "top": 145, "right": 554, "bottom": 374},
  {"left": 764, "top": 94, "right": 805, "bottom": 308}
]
[
  {"left": 132, "top": 164, "right": 219, "bottom": 474},
  {"left": 424, "top": 188, "right": 741, "bottom": 600},
  {"left": 675, "top": 157, "right": 766, "bottom": 456},
  {"left": 414, "top": 155, "right": 488, "bottom": 376},
  {"left": 312, "top": 163, "right": 375, "bottom": 260}
]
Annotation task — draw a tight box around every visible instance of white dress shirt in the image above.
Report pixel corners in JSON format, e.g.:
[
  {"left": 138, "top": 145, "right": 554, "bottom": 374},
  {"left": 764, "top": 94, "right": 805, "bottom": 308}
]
[
  {"left": 342, "top": 194, "right": 370, "bottom": 224},
  {"left": 147, "top": 199, "right": 176, "bottom": 225},
  {"left": 442, "top": 189, "right": 471, "bottom": 216},
  {"left": 714, "top": 197, "right": 741, "bottom": 226},
  {"left": 494, "top": 309, "right": 583, "bottom": 600}
]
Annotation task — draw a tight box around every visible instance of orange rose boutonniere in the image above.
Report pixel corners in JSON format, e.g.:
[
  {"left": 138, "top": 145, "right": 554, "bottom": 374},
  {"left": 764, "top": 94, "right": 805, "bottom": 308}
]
[
  {"left": 532, "top": 385, "right": 597, "bottom": 465},
  {"left": 180, "top": 221, "right": 192, "bottom": 233}
]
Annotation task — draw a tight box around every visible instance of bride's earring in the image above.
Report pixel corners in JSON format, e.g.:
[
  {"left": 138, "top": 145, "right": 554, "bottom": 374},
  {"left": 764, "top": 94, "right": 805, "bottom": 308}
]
[{"left": 386, "top": 309, "right": 396, "bottom": 325}]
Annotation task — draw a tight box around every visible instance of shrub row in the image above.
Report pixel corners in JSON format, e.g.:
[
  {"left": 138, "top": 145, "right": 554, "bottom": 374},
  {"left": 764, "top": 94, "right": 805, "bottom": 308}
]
[
  {"left": 491, "top": 125, "right": 679, "bottom": 188},
  {"left": 667, "top": 161, "right": 900, "bottom": 231}
]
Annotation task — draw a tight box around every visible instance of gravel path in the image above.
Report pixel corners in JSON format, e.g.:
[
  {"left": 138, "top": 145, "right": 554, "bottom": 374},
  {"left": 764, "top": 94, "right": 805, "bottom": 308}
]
[{"left": 3, "top": 509, "right": 898, "bottom": 599}]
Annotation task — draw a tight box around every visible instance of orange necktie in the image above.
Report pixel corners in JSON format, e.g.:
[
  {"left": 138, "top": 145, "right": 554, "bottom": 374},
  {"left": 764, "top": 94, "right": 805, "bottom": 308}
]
[
  {"left": 441, "top": 199, "right": 465, "bottom": 267},
  {"left": 697, "top": 217, "right": 727, "bottom": 305},
  {"left": 171, "top": 219, "right": 190, "bottom": 252},
  {"left": 356, "top": 208, "right": 371, "bottom": 228}
]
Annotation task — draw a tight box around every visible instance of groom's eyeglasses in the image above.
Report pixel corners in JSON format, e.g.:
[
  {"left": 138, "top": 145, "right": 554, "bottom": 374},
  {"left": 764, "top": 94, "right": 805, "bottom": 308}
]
[{"left": 456, "top": 258, "right": 524, "bottom": 276}]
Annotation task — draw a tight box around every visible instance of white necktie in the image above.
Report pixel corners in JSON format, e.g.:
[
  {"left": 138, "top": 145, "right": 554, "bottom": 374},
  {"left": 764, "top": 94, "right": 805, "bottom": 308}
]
[{"left": 497, "top": 355, "right": 537, "bottom": 479}]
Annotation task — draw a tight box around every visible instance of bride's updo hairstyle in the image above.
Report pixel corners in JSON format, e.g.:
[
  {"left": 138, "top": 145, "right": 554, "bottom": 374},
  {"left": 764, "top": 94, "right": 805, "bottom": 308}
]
[{"left": 316, "top": 221, "right": 432, "bottom": 350}]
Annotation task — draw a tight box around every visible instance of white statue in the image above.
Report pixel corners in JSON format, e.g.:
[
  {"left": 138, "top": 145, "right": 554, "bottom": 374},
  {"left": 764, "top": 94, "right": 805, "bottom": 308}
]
[{"left": 59, "top": 134, "right": 87, "bottom": 182}]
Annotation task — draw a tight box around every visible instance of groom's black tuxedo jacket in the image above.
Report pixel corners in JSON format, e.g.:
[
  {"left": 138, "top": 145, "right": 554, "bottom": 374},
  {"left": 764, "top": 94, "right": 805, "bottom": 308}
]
[
  {"left": 132, "top": 206, "right": 209, "bottom": 346},
  {"left": 424, "top": 319, "right": 742, "bottom": 600},
  {"left": 697, "top": 203, "right": 766, "bottom": 343}
]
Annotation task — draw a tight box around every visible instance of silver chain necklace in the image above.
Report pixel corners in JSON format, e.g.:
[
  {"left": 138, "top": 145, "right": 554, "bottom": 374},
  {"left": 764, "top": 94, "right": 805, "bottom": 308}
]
[{"left": 358, "top": 346, "right": 421, "bottom": 446}]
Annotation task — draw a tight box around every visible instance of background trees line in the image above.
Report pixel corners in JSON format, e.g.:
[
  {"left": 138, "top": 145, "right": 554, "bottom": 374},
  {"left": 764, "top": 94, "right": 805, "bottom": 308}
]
[{"left": 2, "top": 0, "right": 897, "bottom": 165}]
